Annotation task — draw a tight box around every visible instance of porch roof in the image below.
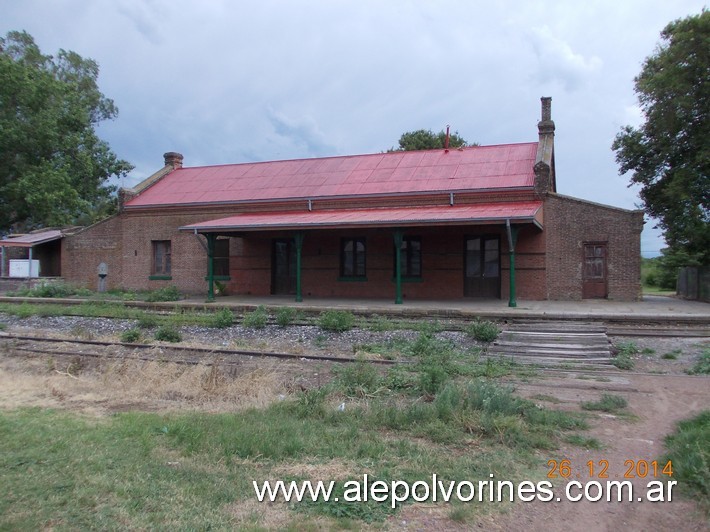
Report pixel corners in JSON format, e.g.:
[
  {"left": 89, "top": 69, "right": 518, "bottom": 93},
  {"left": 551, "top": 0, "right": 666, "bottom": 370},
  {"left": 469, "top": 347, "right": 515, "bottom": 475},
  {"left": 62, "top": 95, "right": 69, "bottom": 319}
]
[
  {"left": 179, "top": 201, "right": 543, "bottom": 233},
  {"left": 0, "top": 230, "right": 63, "bottom": 248}
]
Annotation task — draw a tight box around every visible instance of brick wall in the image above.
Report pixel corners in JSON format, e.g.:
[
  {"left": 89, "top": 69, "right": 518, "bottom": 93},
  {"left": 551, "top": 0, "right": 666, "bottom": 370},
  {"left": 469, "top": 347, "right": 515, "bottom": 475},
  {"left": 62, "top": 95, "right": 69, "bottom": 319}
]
[{"left": 543, "top": 194, "right": 643, "bottom": 301}]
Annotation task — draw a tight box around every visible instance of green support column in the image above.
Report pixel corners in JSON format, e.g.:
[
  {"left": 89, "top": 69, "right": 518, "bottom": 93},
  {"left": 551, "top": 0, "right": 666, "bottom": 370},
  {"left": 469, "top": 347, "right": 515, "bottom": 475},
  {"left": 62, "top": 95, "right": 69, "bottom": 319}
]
[
  {"left": 294, "top": 231, "right": 304, "bottom": 303},
  {"left": 506, "top": 222, "right": 519, "bottom": 308},
  {"left": 393, "top": 229, "right": 404, "bottom": 305},
  {"left": 206, "top": 233, "right": 216, "bottom": 302}
]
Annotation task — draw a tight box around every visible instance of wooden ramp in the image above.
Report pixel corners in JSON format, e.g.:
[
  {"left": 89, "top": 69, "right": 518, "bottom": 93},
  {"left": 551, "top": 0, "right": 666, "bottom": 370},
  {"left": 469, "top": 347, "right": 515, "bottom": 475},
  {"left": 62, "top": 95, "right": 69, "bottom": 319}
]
[{"left": 488, "top": 321, "right": 613, "bottom": 367}]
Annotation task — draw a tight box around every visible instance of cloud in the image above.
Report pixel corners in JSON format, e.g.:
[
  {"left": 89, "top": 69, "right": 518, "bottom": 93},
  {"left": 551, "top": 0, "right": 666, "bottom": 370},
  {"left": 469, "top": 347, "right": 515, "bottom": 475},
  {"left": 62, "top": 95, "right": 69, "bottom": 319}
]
[
  {"left": 266, "top": 107, "right": 337, "bottom": 159},
  {"left": 115, "top": 0, "right": 164, "bottom": 45},
  {"left": 528, "top": 25, "right": 602, "bottom": 91}
]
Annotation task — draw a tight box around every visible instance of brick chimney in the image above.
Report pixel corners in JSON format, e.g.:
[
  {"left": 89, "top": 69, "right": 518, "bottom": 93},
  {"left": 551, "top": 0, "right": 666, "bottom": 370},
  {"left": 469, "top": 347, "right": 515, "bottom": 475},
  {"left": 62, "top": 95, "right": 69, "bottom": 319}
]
[
  {"left": 538, "top": 96, "right": 555, "bottom": 136},
  {"left": 534, "top": 97, "right": 556, "bottom": 194},
  {"left": 163, "top": 152, "right": 184, "bottom": 169}
]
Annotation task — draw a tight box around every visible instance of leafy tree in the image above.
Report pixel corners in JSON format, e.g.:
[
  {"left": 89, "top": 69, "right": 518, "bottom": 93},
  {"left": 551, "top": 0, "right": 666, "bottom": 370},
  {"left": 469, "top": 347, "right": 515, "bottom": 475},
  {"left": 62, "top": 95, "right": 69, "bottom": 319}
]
[
  {"left": 612, "top": 11, "right": 709, "bottom": 267},
  {"left": 390, "top": 128, "right": 471, "bottom": 151},
  {"left": 0, "top": 30, "right": 133, "bottom": 232}
]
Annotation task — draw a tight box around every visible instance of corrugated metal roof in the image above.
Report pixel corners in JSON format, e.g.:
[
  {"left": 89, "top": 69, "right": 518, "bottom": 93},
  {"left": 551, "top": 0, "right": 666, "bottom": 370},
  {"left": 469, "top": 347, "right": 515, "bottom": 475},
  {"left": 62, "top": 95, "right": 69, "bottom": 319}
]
[
  {"left": 0, "top": 230, "right": 63, "bottom": 248},
  {"left": 179, "top": 202, "right": 543, "bottom": 232},
  {"left": 128, "top": 143, "right": 538, "bottom": 208}
]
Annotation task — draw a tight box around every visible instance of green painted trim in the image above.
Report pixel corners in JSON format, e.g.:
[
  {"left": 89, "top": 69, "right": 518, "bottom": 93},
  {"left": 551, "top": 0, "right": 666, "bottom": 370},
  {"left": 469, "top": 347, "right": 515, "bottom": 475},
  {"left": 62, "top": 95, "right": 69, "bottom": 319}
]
[
  {"left": 390, "top": 276, "right": 423, "bottom": 283},
  {"left": 148, "top": 275, "right": 172, "bottom": 280},
  {"left": 206, "top": 233, "right": 216, "bottom": 302},
  {"left": 294, "top": 232, "right": 304, "bottom": 303},
  {"left": 204, "top": 276, "right": 231, "bottom": 281},
  {"left": 338, "top": 276, "right": 368, "bottom": 282}
]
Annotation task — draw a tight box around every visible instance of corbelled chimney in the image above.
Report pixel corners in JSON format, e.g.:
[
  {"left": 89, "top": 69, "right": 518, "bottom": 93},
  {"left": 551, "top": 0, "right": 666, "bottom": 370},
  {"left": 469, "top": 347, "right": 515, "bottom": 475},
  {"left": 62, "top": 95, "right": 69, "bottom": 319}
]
[
  {"left": 163, "top": 152, "right": 184, "bottom": 169},
  {"left": 534, "top": 97, "right": 556, "bottom": 194},
  {"left": 538, "top": 97, "right": 555, "bottom": 136}
]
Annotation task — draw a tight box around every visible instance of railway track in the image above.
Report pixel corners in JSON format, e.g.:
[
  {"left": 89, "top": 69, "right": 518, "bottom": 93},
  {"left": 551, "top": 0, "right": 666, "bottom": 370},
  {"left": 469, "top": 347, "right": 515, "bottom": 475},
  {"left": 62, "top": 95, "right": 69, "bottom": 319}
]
[{"left": 0, "top": 332, "right": 398, "bottom": 367}]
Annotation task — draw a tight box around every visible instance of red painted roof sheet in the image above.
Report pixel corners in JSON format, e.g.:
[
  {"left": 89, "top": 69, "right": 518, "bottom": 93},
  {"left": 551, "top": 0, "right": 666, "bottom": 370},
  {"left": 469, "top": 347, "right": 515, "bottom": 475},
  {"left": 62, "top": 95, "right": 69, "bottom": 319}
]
[
  {"left": 0, "top": 230, "right": 63, "bottom": 248},
  {"left": 179, "top": 201, "right": 543, "bottom": 232},
  {"left": 128, "top": 143, "right": 538, "bottom": 208}
]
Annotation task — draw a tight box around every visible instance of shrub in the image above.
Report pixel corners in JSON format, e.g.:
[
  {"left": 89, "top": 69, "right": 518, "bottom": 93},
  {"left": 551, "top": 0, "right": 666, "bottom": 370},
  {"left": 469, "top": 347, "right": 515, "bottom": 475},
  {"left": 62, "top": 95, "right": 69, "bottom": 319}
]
[
  {"left": 275, "top": 306, "right": 297, "bottom": 327},
  {"left": 465, "top": 319, "right": 501, "bottom": 343},
  {"left": 242, "top": 306, "right": 269, "bottom": 329},
  {"left": 120, "top": 328, "right": 142, "bottom": 343},
  {"left": 317, "top": 310, "right": 354, "bottom": 332},
  {"left": 209, "top": 308, "right": 234, "bottom": 328},
  {"left": 145, "top": 286, "right": 182, "bottom": 302},
  {"left": 154, "top": 325, "right": 182, "bottom": 343}
]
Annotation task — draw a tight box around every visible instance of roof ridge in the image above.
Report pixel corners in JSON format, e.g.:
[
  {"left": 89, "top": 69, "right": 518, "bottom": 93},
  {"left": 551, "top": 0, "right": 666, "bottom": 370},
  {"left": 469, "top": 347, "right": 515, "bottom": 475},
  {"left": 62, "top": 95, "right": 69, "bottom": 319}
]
[{"left": 174, "top": 141, "right": 538, "bottom": 171}]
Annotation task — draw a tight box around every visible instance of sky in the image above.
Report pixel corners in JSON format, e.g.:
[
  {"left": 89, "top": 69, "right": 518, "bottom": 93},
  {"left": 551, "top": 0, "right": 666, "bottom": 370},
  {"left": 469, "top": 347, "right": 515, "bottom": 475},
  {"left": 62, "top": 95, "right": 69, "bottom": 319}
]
[{"left": 1, "top": 0, "right": 706, "bottom": 257}]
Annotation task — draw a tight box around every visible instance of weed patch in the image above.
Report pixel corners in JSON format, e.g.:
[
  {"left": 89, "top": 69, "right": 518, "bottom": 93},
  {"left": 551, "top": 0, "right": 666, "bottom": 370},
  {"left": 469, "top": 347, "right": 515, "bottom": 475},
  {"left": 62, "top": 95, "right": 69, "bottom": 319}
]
[
  {"left": 209, "top": 308, "right": 234, "bottom": 328},
  {"left": 661, "top": 410, "right": 710, "bottom": 512},
  {"left": 242, "top": 306, "right": 269, "bottom": 329},
  {"left": 687, "top": 349, "right": 710, "bottom": 375},
  {"left": 317, "top": 310, "right": 354, "bottom": 332},
  {"left": 120, "top": 328, "right": 142, "bottom": 343},
  {"left": 581, "top": 394, "right": 628, "bottom": 413},
  {"left": 465, "top": 319, "right": 501, "bottom": 343},
  {"left": 275, "top": 307, "right": 297, "bottom": 327},
  {"left": 154, "top": 325, "right": 182, "bottom": 343},
  {"left": 145, "top": 285, "right": 182, "bottom": 302},
  {"left": 612, "top": 342, "right": 638, "bottom": 370}
]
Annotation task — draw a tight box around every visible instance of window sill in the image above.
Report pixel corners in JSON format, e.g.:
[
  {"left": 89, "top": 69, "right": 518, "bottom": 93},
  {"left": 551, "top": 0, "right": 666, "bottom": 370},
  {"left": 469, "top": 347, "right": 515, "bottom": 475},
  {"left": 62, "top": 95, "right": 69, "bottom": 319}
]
[
  {"left": 391, "top": 277, "right": 423, "bottom": 283},
  {"left": 338, "top": 276, "right": 368, "bottom": 282},
  {"left": 149, "top": 275, "right": 172, "bottom": 280},
  {"left": 204, "top": 276, "right": 231, "bottom": 281}
]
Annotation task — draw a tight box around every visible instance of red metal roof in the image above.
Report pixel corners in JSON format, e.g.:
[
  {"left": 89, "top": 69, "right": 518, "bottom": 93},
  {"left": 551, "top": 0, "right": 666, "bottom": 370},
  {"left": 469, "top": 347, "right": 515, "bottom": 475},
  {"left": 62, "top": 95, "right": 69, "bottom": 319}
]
[
  {"left": 0, "top": 230, "right": 63, "bottom": 248},
  {"left": 179, "top": 201, "right": 543, "bottom": 232},
  {"left": 128, "top": 143, "right": 538, "bottom": 208}
]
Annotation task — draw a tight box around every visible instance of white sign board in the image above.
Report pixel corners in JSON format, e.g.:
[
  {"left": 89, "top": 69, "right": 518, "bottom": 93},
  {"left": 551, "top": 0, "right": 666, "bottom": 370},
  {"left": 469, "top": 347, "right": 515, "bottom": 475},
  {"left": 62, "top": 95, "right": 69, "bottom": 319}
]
[{"left": 9, "top": 259, "right": 40, "bottom": 278}]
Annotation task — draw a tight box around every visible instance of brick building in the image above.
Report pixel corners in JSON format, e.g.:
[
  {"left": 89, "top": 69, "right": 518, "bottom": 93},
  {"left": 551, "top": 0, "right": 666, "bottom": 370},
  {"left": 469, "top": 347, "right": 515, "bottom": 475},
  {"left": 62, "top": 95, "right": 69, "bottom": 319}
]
[{"left": 62, "top": 98, "right": 644, "bottom": 303}]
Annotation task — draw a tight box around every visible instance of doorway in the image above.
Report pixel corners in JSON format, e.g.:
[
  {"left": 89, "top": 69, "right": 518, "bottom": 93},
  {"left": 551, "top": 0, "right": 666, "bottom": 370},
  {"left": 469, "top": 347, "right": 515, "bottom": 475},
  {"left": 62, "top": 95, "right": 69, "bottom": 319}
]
[
  {"left": 271, "top": 239, "right": 296, "bottom": 295},
  {"left": 464, "top": 236, "right": 500, "bottom": 298},
  {"left": 582, "top": 242, "right": 608, "bottom": 299}
]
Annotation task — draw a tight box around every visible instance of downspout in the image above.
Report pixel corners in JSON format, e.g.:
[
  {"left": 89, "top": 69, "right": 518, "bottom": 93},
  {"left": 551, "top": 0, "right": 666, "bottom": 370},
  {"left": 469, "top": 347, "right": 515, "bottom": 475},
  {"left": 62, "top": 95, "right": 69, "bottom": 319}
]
[
  {"left": 505, "top": 219, "right": 519, "bottom": 308},
  {"left": 1, "top": 246, "right": 5, "bottom": 277}
]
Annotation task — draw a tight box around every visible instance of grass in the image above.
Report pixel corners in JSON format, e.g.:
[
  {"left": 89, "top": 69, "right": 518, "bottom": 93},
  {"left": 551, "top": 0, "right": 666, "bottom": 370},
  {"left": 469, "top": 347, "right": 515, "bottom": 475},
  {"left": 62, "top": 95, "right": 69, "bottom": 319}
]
[
  {"left": 7, "top": 281, "right": 93, "bottom": 298},
  {"left": 687, "top": 348, "right": 710, "bottom": 375},
  {"left": 581, "top": 394, "right": 628, "bottom": 414},
  {"left": 276, "top": 306, "right": 297, "bottom": 327},
  {"left": 661, "top": 410, "right": 710, "bottom": 514},
  {"left": 0, "top": 373, "right": 589, "bottom": 530},
  {"left": 564, "top": 434, "right": 603, "bottom": 449}
]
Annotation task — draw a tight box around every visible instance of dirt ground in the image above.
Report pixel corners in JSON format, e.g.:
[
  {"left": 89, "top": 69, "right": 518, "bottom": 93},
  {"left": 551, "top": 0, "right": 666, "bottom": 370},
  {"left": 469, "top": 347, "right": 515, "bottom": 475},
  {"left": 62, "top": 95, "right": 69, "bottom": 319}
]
[{"left": 0, "top": 324, "right": 708, "bottom": 531}]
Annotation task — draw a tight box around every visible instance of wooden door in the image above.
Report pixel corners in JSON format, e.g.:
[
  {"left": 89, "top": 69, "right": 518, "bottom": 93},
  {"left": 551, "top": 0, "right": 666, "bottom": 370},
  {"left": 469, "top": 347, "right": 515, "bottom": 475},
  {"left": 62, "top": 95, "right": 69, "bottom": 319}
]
[
  {"left": 582, "top": 243, "right": 607, "bottom": 299},
  {"left": 464, "top": 236, "right": 500, "bottom": 298},
  {"left": 271, "top": 239, "right": 296, "bottom": 295}
]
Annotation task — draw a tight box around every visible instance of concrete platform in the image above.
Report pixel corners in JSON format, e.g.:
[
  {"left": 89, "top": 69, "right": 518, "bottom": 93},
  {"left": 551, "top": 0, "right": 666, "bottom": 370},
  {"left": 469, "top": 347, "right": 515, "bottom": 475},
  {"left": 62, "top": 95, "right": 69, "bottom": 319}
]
[
  {"left": 1, "top": 294, "right": 708, "bottom": 325},
  {"left": 179, "top": 294, "right": 709, "bottom": 324}
]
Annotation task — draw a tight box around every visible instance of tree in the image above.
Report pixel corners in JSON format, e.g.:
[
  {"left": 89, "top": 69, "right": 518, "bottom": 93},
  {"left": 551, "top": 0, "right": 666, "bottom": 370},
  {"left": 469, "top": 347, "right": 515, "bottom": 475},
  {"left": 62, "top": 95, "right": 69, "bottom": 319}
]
[
  {"left": 612, "top": 11, "right": 709, "bottom": 266},
  {"left": 390, "top": 128, "right": 471, "bottom": 151},
  {"left": 0, "top": 30, "right": 133, "bottom": 232}
]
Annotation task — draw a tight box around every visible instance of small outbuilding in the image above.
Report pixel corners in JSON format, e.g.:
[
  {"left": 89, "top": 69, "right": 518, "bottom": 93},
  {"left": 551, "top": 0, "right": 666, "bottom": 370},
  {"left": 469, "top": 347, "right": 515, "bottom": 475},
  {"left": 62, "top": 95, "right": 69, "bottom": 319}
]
[{"left": 62, "top": 98, "right": 644, "bottom": 303}]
